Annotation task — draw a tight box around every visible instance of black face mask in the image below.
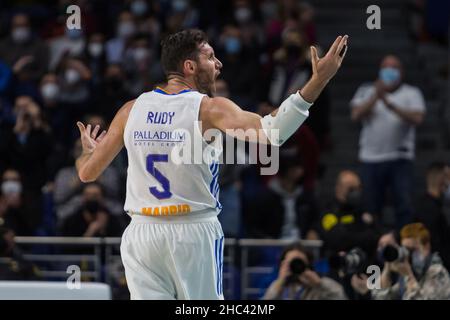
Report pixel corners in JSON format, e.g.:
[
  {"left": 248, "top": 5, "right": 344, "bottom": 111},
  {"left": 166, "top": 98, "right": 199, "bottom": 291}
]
[
  {"left": 285, "top": 44, "right": 302, "bottom": 57},
  {"left": 84, "top": 199, "right": 100, "bottom": 214},
  {"left": 345, "top": 188, "right": 362, "bottom": 210},
  {"left": 105, "top": 77, "right": 123, "bottom": 90}
]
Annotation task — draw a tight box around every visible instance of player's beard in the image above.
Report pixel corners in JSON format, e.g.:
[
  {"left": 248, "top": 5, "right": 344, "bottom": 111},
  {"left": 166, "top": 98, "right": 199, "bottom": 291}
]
[{"left": 194, "top": 66, "right": 215, "bottom": 97}]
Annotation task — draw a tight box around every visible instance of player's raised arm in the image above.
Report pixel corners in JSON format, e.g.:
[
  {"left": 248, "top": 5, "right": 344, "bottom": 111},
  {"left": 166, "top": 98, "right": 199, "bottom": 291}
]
[
  {"left": 205, "top": 35, "right": 348, "bottom": 146},
  {"left": 75, "top": 100, "right": 134, "bottom": 182}
]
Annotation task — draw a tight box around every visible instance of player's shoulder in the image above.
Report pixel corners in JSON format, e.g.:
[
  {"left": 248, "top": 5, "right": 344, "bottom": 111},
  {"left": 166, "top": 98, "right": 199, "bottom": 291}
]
[{"left": 122, "top": 99, "right": 137, "bottom": 114}]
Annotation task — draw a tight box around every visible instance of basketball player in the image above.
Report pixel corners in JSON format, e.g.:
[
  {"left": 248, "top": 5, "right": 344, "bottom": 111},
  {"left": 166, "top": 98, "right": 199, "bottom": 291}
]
[{"left": 75, "top": 29, "right": 348, "bottom": 299}]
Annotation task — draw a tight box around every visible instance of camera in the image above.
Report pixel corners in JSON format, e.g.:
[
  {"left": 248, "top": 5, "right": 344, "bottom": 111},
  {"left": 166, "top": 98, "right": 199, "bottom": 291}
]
[
  {"left": 285, "top": 258, "right": 308, "bottom": 284},
  {"left": 289, "top": 258, "right": 307, "bottom": 276},
  {"left": 329, "top": 247, "right": 367, "bottom": 275},
  {"left": 381, "top": 245, "right": 409, "bottom": 263}
]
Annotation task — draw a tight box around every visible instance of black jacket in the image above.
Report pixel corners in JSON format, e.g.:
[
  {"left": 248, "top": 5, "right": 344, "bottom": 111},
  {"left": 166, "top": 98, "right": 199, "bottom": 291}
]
[{"left": 243, "top": 179, "right": 320, "bottom": 238}]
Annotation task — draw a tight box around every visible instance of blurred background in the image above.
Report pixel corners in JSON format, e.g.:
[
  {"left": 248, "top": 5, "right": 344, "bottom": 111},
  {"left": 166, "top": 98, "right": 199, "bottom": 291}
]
[{"left": 0, "top": 0, "right": 449, "bottom": 300}]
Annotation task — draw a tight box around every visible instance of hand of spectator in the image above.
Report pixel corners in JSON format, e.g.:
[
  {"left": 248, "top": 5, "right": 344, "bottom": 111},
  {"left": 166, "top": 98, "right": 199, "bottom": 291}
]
[
  {"left": 310, "top": 35, "right": 348, "bottom": 83},
  {"left": 351, "top": 273, "right": 369, "bottom": 295},
  {"left": 277, "top": 258, "right": 292, "bottom": 284},
  {"left": 390, "top": 260, "right": 413, "bottom": 277},
  {"left": 375, "top": 80, "right": 387, "bottom": 99},
  {"left": 361, "top": 212, "right": 374, "bottom": 225},
  {"left": 13, "top": 108, "right": 31, "bottom": 134},
  {"left": 12, "top": 55, "right": 34, "bottom": 74},
  {"left": 76, "top": 122, "right": 107, "bottom": 155},
  {"left": 67, "top": 59, "right": 92, "bottom": 80},
  {"left": 299, "top": 269, "right": 322, "bottom": 287},
  {"left": 85, "top": 211, "right": 109, "bottom": 236}
]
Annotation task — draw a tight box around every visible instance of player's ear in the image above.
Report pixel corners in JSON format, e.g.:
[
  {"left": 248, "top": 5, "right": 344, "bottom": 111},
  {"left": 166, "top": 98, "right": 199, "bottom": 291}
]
[{"left": 183, "top": 60, "right": 196, "bottom": 75}]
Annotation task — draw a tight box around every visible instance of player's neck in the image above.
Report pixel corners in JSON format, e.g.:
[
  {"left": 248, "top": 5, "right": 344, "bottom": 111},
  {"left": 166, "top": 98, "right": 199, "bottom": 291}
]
[{"left": 164, "top": 75, "right": 197, "bottom": 93}]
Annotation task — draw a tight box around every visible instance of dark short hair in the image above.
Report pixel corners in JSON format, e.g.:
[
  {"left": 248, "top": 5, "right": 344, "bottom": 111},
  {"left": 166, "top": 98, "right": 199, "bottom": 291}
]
[
  {"left": 278, "top": 242, "right": 314, "bottom": 267},
  {"left": 160, "top": 29, "right": 208, "bottom": 77},
  {"left": 426, "top": 161, "right": 447, "bottom": 178}
]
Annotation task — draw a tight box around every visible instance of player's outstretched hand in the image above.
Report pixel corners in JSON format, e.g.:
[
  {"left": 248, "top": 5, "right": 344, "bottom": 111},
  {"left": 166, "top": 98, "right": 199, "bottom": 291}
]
[
  {"left": 76, "top": 121, "right": 107, "bottom": 155},
  {"left": 310, "top": 35, "right": 348, "bottom": 83}
]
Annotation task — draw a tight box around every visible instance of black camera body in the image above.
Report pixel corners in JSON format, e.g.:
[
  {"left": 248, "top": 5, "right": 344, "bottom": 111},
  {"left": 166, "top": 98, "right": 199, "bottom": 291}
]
[
  {"left": 381, "top": 245, "right": 409, "bottom": 263},
  {"left": 289, "top": 258, "right": 307, "bottom": 276},
  {"left": 285, "top": 258, "right": 308, "bottom": 284}
]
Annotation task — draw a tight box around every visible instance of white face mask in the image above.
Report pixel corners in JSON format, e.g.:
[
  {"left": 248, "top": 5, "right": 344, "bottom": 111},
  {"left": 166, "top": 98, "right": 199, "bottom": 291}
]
[
  {"left": 12, "top": 27, "right": 31, "bottom": 43},
  {"left": 131, "top": 0, "right": 148, "bottom": 16},
  {"left": 88, "top": 43, "right": 103, "bottom": 57},
  {"left": 65, "top": 68, "right": 81, "bottom": 85},
  {"left": 117, "top": 21, "right": 136, "bottom": 39},
  {"left": 41, "top": 83, "right": 59, "bottom": 100},
  {"left": 133, "top": 47, "right": 149, "bottom": 62},
  {"left": 235, "top": 7, "right": 252, "bottom": 23},
  {"left": 1, "top": 180, "right": 22, "bottom": 195}
]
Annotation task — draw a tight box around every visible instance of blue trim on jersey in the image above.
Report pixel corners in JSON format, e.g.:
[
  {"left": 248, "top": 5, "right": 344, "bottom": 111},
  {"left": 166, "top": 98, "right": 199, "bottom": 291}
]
[
  {"left": 153, "top": 88, "right": 193, "bottom": 95},
  {"left": 209, "top": 161, "right": 222, "bottom": 211},
  {"left": 219, "top": 236, "right": 224, "bottom": 295},
  {"left": 214, "top": 236, "right": 224, "bottom": 296}
]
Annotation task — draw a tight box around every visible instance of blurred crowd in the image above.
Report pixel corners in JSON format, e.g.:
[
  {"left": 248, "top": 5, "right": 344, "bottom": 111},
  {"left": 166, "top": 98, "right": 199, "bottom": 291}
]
[{"left": 0, "top": 0, "right": 449, "bottom": 299}]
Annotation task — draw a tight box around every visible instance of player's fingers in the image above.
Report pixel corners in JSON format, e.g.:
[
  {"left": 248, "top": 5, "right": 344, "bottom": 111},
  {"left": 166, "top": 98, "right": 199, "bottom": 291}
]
[
  {"left": 86, "top": 124, "right": 92, "bottom": 137},
  {"left": 327, "top": 35, "right": 342, "bottom": 56},
  {"left": 76, "top": 121, "right": 85, "bottom": 134},
  {"left": 91, "top": 124, "right": 100, "bottom": 139},
  {"left": 310, "top": 46, "right": 319, "bottom": 62},
  {"left": 335, "top": 35, "right": 348, "bottom": 57},
  {"left": 96, "top": 130, "right": 107, "bottom": 142}
]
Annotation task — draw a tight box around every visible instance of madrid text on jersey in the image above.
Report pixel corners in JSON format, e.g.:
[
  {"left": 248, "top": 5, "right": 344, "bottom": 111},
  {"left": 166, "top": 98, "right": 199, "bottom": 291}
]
[{"left": 140, "top": 204, "right": 191, "bottom": 216}]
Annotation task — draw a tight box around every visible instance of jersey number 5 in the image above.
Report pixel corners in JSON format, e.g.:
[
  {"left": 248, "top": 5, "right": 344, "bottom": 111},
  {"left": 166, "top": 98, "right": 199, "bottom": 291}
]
[{"left": 146, "top": 154, "right": 172, "bottom": 199}]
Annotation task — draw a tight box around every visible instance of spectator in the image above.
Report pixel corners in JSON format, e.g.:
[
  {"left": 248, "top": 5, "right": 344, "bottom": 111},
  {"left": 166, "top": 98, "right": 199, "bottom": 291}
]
[
  {"left": 263, "top": 242, "right": 347, "bottom": 300},
  {"left": 267, "top": 27, "right": 331, "bottom": 148},
  {"left": 92, "top": 64, "right": 133, "bottom": 123},
  {"left": 54, "top": 138, "right": 121, "bottom": 208},
  {"left": 415, "top": 162, "right": 450, "bottom": 270},
  {"left": 0, "top": 169, "right": 41, "bottom": 235},
  {"left": 106, "top": 11, "right": 137, "bottom": 64},
  {"left": 355, "top": 223, "right": 450, "bottom": 299},
  {"left": 60, "top": 183, "right": 123, "bottom": 237},
  {"left": 319, "top": 170, "right": 380, "bottom": 258},
  {"left": 48, "top": 22, "right": 87, "bottom": 71},
  {"left": 122, "top": 33, "right": 165, "bottom": 97},
  {"left": 351, "top": 54, "right": 426, "bottom": 229},
  {"left": 218, "top": 25, "right": 262, "bottom": 109},
  {"left": 0, "top": 96, "right": 53, "bottom": 192},
  {"left": 39, "top": 73, "right": 70, "bottom": 143},
  {"left": 83, "top": 33, "right": 107, "bottom": 88},
  {"left": 0, "top": 227, "right": 41, "bottom": 280},
  {"left": 244, "top": 154, "right": 320, "bottom": 240},
  {"left": 298, "top": 2, "right": 317, "bottom": 45},
  {"left": 0, "top": 13, "right": 49, "bottom": 82},
  {"left": 56, "top": 58, "right": 92, "bottom": 123},
  {"left": 350, "top": 230, "right": 400, "bottom": 299},
  {"left": 57, "top": 180, "right": 123, "bottom": 230}
]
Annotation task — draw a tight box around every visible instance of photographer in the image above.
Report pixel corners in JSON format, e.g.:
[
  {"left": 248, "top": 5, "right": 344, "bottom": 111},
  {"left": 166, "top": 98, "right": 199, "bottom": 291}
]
[
  {"left": 262, "top": 242, "right": 347, "bottom": 300},
  {"left": 353, "top": 223, "right": 450, "bottom": 299},
  {"left": 60, "top": 183, "right": 123, "bottom": 237}
]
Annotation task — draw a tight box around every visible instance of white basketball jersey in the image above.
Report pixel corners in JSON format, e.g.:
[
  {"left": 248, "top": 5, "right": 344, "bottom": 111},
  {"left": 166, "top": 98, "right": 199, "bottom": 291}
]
[{"left": 123, "top": 88, "right": 223, "bottom": 218}]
